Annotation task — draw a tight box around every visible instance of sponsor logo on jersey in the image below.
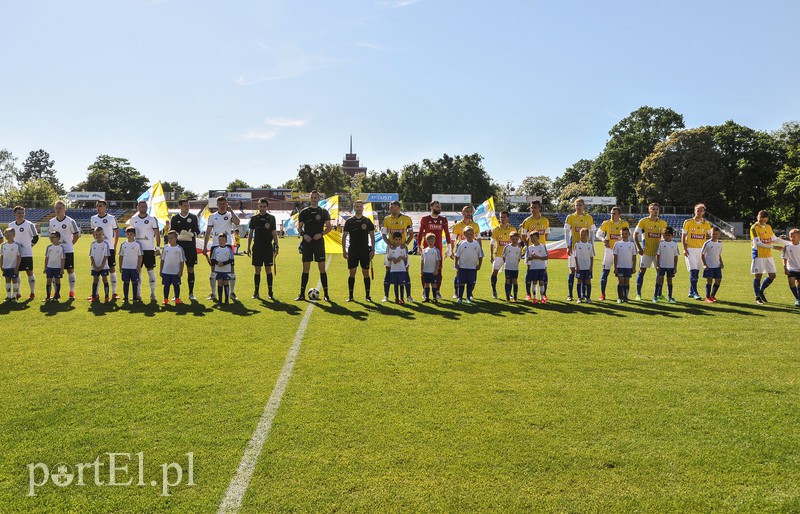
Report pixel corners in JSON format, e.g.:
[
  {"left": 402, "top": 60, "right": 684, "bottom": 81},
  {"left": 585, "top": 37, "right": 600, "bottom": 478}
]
[
  {"left": 690, "top": 233, "right": 706, "bottom": 239},
  {"left": 647, "top": 232, "right": 662, "bottom": 238}
]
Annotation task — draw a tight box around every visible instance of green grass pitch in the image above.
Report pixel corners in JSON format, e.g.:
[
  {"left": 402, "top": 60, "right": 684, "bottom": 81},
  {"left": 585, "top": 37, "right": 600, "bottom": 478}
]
[{"left": 1, "top": 238, "right": 799, "bottom": 512}]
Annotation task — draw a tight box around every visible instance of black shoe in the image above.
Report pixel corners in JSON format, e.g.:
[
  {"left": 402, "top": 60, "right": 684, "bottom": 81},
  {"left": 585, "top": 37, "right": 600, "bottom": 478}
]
[
  {"left": 346, "top": 296, "right": 354, "bottom": 302},
  {"left": 295, "top": 294, "right": 305, "bottom": 301},
  {"left": 324, "top": 296, "right": 331, "bottom": 302},
  {"left": 365, "top": 296, "right": 372, "bottom": 302},
  {"left": 268, "top": 292, "right": 274, "bottom": 300},
  {"left": 252, "top": 292, "right": 260, "bottom": 299},
  {"left": 760, "top": 292, "right": 768, "bottom": 303}
]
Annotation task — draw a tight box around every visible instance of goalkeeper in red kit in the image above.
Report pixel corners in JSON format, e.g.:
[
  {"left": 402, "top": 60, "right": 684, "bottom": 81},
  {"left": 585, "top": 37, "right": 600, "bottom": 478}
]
[{"left": 417, "top": 200, "right": 451, "bottom": 300}]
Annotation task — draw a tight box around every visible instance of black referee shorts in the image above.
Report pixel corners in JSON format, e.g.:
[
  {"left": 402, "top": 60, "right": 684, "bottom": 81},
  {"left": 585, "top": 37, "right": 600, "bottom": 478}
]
[{"left": 301, "top": 239, "right": 325, "bottom": 262}]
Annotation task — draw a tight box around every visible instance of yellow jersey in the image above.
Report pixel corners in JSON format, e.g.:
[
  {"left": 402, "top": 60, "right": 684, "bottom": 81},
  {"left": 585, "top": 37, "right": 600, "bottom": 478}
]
[
  {"left": 682, "top": 218, "right": 711, "bottom": 249},
  {"left": 452, "top": 220, "right": 480, "bottom": 245},
  {"left": 564, "top": 213, "right": 595, "bottom": 250},
  {"left": 750, "top": 223, "right": 779, "bottom": 259},
  {"left": 519, "top": 215, "right": 550, "bottom": 244},
  {"left": 491, "top": 224, "right": 516, "bottom": 257},
  {"left": 382, "top": 214, "right": 413, "bottom": 245},
  {"left": 598, "top": 219, "right": 629, "bottom": 249},
  {"left": 635, "top": 217, "right": 668, "bottom": 256}
]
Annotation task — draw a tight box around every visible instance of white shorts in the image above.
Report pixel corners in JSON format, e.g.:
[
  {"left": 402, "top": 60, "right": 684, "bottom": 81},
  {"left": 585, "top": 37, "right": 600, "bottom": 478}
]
[
  {"left": 639, "top": 254, "right": 657, "bottom": 269},
  {"left": 601, "top": 248, "right": 614, "bottom": 270},
  {"left": 751, "top": 257, "right": 777, "bottom": 275},
  {"left": 568, "top": 254, "right": 576, "bottom": 269},
  {"left": 684, "top": 248, "right": 702, "bottom": 271},
  {"left": 492, "top": 256, "right": 505, "bottom": 272}
]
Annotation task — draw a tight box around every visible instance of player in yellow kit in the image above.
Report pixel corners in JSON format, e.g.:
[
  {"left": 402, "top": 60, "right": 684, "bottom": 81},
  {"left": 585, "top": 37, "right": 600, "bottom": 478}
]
[
  {"left": 750, "top": 209, "right": 788, "bottom": 304},
  {"left": 594, "top": 205, "right": 629, "bottom": 301},
  {"left": 519, "top": 200, "right": 550, "bottom": 301},
  {"left": 490, "top": 211, "right": 515, "bottom": 299},
  {"left": 450, "top": 205, "right": 481, "bottom": 299},
  {"left": 633, "top": 202, "right": 668, "bottom": 300},
  {"left": 681, "top": 203, "right": 712, "bottom": 300},
  {"left": 564, "top": 198, "right": 595, "bottom": 301},
  {"left": 380, "top": 201, "right": 414, "bottom": 302}
]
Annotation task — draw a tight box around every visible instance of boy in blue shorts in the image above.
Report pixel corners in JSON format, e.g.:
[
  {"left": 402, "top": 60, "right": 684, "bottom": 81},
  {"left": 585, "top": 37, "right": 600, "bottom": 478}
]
[
  {"left": 160, "top": 230, "right": 186, "bottom": 305},
  {"left": 118, "top": 227, "right": 143, "bottom": 302},
  {"left": 455, "top": 227, "right": 483, "bottom": 304},
  {"left": 524, "top": 231, "right": 548, "bottom": 303},
  {"left": 43, "top": 232, "right": 65, "bottom": 301},
  {"left": 1, "top": 227, "right": 22, "bottom": 301},
  {"left": 89, "top": 227, "right": 111, "bottom": 302},
  {"left": 655, "top": 226, "right": 679, "bottom": 303},
  {"left": 612, "top": 227, "right": 637, "bottom": 303},
  {"left": 783, "top": 228, "right": 800, "bottom": 307},
  {"left": 211, "top": 233, "right": 235, "bottom": 303},
  {"left": 420, "top": 233, "right": 440, "bottom": 303},
  {"left": 574, "top": 228, "right": 595, "bottom": 303},
  {"left": 701, "top": 227, "right": 724, "bottom": 303},
  {"left": 502, "top": 231, "right": 522, "bottom": 302}
]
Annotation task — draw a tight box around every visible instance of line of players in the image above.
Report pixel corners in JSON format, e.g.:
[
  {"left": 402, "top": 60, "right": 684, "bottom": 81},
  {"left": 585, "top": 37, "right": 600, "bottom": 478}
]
[{"left": 2, "top": 196, "right": 800, "bottom": 307}]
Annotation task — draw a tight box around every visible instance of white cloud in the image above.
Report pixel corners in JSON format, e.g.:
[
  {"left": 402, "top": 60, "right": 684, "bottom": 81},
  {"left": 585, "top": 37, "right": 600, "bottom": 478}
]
[
  {"left": 266, "top": 117, "right": 307, "bottom": 128},
  {"left": 235, "top": 43, "right": 340, "bottom": 85},
  {"left": 234, "top": 130, "right": 278, "bottom": 141},
  {"left": 354, "top": 42, "right": 383, "bottom": 50}
]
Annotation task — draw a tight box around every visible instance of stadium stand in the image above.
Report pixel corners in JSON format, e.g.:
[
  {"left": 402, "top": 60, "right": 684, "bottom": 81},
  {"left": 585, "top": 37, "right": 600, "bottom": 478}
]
[{"left": 0, "top": 208, "right": 52, "bottom": 224}]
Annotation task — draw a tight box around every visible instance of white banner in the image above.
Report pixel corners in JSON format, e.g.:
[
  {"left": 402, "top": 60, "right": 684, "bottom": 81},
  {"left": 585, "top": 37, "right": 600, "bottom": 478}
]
[
  {"left": 226, "top": 192, "right": 252, "bottom": 200},
  {"left": 432, "top": 194, "right": 472, "bottom": 204},
  {"left": 580, "top": 196, "right": 617, "bottom": 206},
  {"left": 67, "top": 191, "right": 106, "bottom": 201},
  {"left": 506, "top": 195, "right": 542, "bottom": 204}
]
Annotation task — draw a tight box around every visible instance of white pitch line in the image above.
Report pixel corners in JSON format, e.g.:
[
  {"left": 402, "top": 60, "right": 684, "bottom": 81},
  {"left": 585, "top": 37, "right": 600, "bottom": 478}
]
[{"left": 218, "top": 262, "right": 330, "bottom": 513}]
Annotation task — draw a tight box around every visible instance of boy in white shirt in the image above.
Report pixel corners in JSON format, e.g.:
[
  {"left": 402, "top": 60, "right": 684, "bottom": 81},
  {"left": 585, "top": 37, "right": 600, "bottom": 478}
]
[
  {"left": 502, "top": 232, "right": 522, "bottom": 302},
  {"left": 525, "top": 231, "right": 548, "bottom": 303},
  {"left": 43, "top": 232, "right": 66, "bottom": 301},
  {"left": 1, "top": 228, "right": 22, "bottom": 301},
  {"left": 160, "top": 230, "right": 186, "bottom": 305},
  {"left": 387, "top": 232, "right": 409, "bottom": 304},
  {"left": 701, "top": 227, "right": 724, "bottom": 303},
  {"left": 573, "top": 228, "right": 595, "bottom": 303},
  {"left": 420, "top": 233, "right": 440, "bottom": 303},
  {"left": 612, "top": 227, "right": 638, "bottom": 303},
  {"left": 211, "top": 233, "right": 236, "bottom": 304},
  {"left": 89, "top": 227, "right": 111, "bottom": 302},
  {"left": 118, "top": 227, "right": 143, "bottom": 303},
  {"left": 455, "top": 226, "right": 483, "bottom": 304},
  {"left": 655, "top": 227, "right": 679, "bottom": 303},
  {"left": 782, "top": 228, "right": 800, "bottom": 307}
]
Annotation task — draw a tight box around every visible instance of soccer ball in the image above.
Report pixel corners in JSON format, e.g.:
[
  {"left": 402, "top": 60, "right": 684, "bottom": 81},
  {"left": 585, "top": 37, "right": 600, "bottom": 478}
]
[{"left": 307, "top": 288, "right": 320, "bottom": 301}]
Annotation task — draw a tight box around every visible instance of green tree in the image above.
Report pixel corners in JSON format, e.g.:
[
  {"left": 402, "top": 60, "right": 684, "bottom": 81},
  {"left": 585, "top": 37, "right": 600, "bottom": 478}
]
[
  {"left": 294, "top": 164, "right": 349, "bottom": 195},
  {"left": 602, "top": 106, "right": 685, "bottom": 205},
  {"left": 227, "top": 179, "right": 252, "bottom": 191},
  {"left": 771, "top": 121, "right": 800, "bottom": 223},
  {"left": 516, "top": 175, "right": 555, "bottom": 209},
  {"left": 161, "top": 180, "right": 198, "bottom": 200},
  {"left": 398, "top": 162, "right": 432, "bottom": 204},
  {"left": 361, "top": 169, "right": 400, "bottom": 195},
  {"left": 0, "top": 149, "right": 19, "bottom": 199},
  {"left": 638, "top": 128, "right": 725, "bottom": 210},
  {"left": 399, "top": 153, "right": 498, "bottom": 205},
  {"left": 73, "top": 155, "right": 150, "bottom": 201},
  {"left": 554, "top": 159, "right": 595, "bottom": 209},
  {"left": 259, "top": 183, "right": 272, "bottom": 189},
  {"left": 712, "top": 120, "right": 782, "bottom": 219},
  {"left": 19, "top": 149, "right": 65, "bottom": 195},
  {"left": 1, "top": 178, "right": 60, "bottom": 208}
]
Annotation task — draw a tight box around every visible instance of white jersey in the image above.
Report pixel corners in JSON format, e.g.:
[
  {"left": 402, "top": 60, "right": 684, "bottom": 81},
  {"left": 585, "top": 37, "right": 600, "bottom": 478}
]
[
  {"left": 91, "top": 214, "right": 119, "bottom": 251},
  {"left": 45, "top": 244, "right": 65, "bottom": 269},
  {"left": 420, "top": 247, "right": 440, "bottom": 274},
  {"left": 783, "top": 243, "right": 800, "bottom": 272},
  {"left": 573, "top": 241, "right": 595, "bottom": 271},
  {"left": 701, "top": 240, "right": 723, "bottom": 268},
  {"left": 613, "top": 240, "right": 638, "bottom": 269},
  {"left": 207, "top": 211, "right": 237, "bottom": 245},
  {"left": 455, "top": 240, "right": 484, "bottom": 269},
  {"left": 9, "top": 220, "right": 38, "bottom": 257},
  {"left": 526, "top": 244, "right": 548, "bottom": 270},
  {"left": 49, "top": 216, "right": 80, "bottom": 253},
  {"left": 657, "top": 241, "right": 680, "bottom": 268},
  {"left": 212, "top": 245, "right": 235, "bottom": 273},
  {"left": 387, "top": 246, "right": 408, "bottom": 273},
  {"left": 160, "top": 245, "right": 186, "bottom": 275},
  {"left": 1, "top": 242, "right": 22, "bottom": 269},
  {"left": 128, "top": 214, "right": 159, "bottom": 251},
  {"left": 502, "top": 244, "right": 522, "bottom": 271},
  {"left": 90, "top": 241, "right": 111, "bottom": 270},
  {"left": 118, "top": 241, "right": 143, "bottom": 270}
]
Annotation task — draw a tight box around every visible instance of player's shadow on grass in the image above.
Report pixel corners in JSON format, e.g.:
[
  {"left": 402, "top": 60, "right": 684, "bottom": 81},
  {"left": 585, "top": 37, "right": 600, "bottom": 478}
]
[
  {"left": 444, "top": 298, "right": 536, "bottom": 317},
  {"left": 364, "top": 301, "right": 416, "bottom": 320},
  {"left": 125, "top": 299, "right": 161, "bottom": 317},
  {"left": 409, "top": 300, "right": 461, "bottom": 320},
  {"left": 313, "top": 300, "right": 369, "bottom": 320},
  {"left": 259, "top": 299, "right": 303, "bottom": 316},
  {"left": 87, "top": 300, "right": 122, "bottom": 316},
  {"left": 214, "top": 301, "right": 260, "bottom": 316},
  {"left": 39, "top": 299, "right": 76, "bottom": 316},
  {"left": 0, "top": 298, "right": 32, "bottom": 314},
  {"left": 167, "top": 301, "right": 214, "bottom": 317}
]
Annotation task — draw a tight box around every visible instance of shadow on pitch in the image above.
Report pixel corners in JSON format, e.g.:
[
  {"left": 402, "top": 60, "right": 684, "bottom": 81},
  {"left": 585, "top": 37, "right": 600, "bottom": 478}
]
[
  {"left": 38, "top": 298, "right": 75, "bottom": 316},
  {"left": 213, "top": 300, "right": 260, "bottom": 316},
  {"left": 258, "top": 298, "right": 303, "bottom": 316},
  {"left": 0, "top": 297, "right": 32, "bottom": 314},
  {"left": 363, "top": 300, "right": 416, "bottom": 320},
  {"left": 124, "top": 299, "right": 161, "bottom": 317},
  {"left": 313, "top": 299, "right": 369, "bottom": 320},
  {"left": 87, "top": 300, "right": 122, "bottom": 316}
]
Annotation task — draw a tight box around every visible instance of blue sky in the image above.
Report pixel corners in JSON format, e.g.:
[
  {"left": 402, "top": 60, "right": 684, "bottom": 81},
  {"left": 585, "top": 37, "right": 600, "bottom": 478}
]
[{"left": 2, "top": 0, "right": 799, "bottom": 195}]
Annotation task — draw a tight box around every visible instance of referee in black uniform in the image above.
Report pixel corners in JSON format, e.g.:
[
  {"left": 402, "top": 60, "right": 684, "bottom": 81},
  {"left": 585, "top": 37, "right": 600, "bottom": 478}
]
[
  {"left": 247, "top": 198, "right": 279, "bottom": 299},
  {"left": 296, "top": 190, "right": 332, "bottom": 301},
  {"left": 169, "top": 199, "right": 201, "bottom": 300},
  {"left": 342, "top": 200, "right": 375, "bottom": 302}
]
